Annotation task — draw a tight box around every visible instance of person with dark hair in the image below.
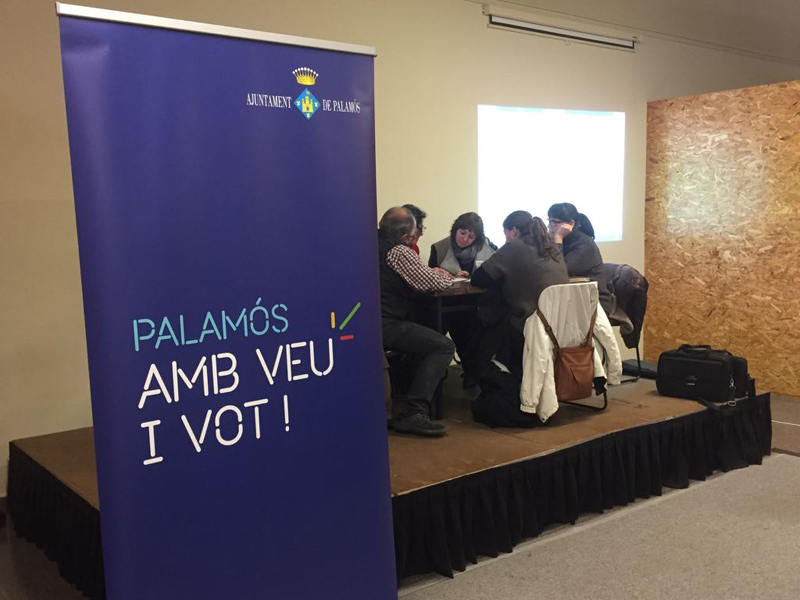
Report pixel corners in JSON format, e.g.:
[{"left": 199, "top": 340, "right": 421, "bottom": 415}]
[
  {"left": 402, "top": 204, "right": 427, "bottom": 255},
  {"left": 429, "top": 212, "right": 497, "bottom": 276},
  {"left": 378, "top": 207, "right": 455, "bottom": 436},
  {"left": 547, "top": 202, "right": 614, "bottom": 315},
  {"left": 471, "top": 211, "right": 570, "bottom": 376},
  {"left": 427, "top": 212, "right": 496, "bottom": 387}
]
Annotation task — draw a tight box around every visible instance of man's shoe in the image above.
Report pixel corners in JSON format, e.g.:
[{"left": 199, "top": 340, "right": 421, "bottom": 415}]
[
  {"left": 460, "top": 369, "right": 480, "bottom": 389},
  {"left": 391, "top": 413, "right": 447, "bottom": 437},
  {"left": 462, "top": 374, "right": 479, "bottom": 389}
]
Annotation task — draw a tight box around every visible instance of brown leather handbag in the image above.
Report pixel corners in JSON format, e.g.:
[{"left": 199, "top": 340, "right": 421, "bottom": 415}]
[{"left": 536, "top": 308, "right": 597, "bottom": 402}]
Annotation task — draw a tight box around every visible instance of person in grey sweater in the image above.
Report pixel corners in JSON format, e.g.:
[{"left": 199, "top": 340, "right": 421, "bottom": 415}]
[
  {"left": 429, "top": 212, "right": 497, "bottom": 276},
  {"left": 428, "top": 212, "right": 497, "bottom": 387}
]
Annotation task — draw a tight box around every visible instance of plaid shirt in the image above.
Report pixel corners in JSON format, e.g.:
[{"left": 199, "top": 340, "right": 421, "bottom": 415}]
[{"left": 386, "top": 244, "right": 453, "bottom": 292}]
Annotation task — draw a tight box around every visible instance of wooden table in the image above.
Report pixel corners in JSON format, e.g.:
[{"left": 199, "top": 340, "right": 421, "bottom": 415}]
[
  {"left": 419, "top": 280, "right": 486, "bottom": 419},
  {"left": 427, "top": 280, "right": 486, "bottom": 333}
]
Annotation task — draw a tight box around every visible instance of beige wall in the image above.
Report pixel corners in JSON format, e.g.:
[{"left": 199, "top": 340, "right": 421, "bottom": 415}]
[
  {"left": 646, "top": 80, "right": 800, "bottom": 396},
  {"left": 2, "top": 0, "right": 800, "bottom": 494}
]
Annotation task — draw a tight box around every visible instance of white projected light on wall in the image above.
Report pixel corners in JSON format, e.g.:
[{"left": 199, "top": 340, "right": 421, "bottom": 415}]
[{"left": 478, "top": 105, "right": 625, "bottom": 243}]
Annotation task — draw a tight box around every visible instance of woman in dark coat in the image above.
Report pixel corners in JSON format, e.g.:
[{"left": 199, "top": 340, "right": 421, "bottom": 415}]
[
  {"left": 471, "top": 211, "right": 569, "bottom": 377},
  {"left": 547, "top": 202, "right": 614, "bottom": 316}
]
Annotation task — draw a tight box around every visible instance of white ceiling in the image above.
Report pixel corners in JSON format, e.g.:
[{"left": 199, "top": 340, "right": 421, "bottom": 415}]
[{"left": 484, "top": 0, "right": 800, "bottom": 63}]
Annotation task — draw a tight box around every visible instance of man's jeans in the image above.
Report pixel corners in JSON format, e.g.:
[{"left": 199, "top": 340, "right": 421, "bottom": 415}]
[{"left": 382, "top": 319, "right": 455, "bottom": 417}]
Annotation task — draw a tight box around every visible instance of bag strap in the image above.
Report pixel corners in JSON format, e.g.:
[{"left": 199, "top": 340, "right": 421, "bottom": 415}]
[
  {"left": 536, "top": 308, "right": 598, "bottom": 349},
  {"left": 695, "top": 396, "right": 739, "bottom": 412},
  {"left": 582, "top": 309, "right": 598, "bottom": 347},
  {"left": 696, "top": 376, "right": 753, "bottom": 412},
  {"left": 536, "top": 309, "right": 560, "bottom": 350}
]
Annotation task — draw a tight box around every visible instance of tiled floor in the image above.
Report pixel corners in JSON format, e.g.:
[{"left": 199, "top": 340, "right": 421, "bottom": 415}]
[{"left": 1, "top": 388, "right": 799, "bottom": 599}]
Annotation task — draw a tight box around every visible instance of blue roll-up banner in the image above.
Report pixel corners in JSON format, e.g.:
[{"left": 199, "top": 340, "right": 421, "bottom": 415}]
[{"left": 57, "top": 5, "right": 395, "bottom": 599}]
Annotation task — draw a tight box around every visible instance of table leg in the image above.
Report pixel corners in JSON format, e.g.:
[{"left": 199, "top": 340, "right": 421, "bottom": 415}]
[
  {"left": 433, "top": 297, "right": 445, "bottom": 420},
  {"left": 432, "top": 379, "right": 444, "bottom": 421}
]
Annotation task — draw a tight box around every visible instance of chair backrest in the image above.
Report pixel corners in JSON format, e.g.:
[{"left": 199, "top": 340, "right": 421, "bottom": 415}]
[
  {"left": 521, "top": 280, "right": 620, "bottom": 418},
  {"left": 537, "top": 282, "right": 599, "bottom": 348},
  {"left": 602, "top": 263, "right": 648, "bottom": 349},
  {"left": 532, "top": 282, "right": 600, "bottom": 403}
]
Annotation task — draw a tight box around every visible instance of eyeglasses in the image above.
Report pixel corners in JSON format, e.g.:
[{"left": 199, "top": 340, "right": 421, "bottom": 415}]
[{"left": 417, "top": 225, "right": 426, "bottom": 232}]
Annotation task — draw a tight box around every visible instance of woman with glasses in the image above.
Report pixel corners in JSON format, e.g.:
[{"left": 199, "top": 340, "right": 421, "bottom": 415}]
[
  {"left": 402, "top": 204, "right": 427, "bottom": 255},
  {"left": 547, "top": 202, "right": 614, "bottom": 315}
]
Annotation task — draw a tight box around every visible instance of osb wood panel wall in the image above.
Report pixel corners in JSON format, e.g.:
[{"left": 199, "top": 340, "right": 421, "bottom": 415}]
[{"left": 646, "top": 80, "right": 800, "bottom": 396}]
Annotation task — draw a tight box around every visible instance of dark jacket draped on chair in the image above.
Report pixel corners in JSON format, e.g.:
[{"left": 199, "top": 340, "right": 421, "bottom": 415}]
[{"left": 602, "top": 263, "right": 648, "bottom": 350}]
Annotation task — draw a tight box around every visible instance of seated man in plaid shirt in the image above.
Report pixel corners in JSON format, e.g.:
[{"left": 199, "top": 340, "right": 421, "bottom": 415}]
[{"left": 379, "top": 207, "right": 455, "bottom": 437}]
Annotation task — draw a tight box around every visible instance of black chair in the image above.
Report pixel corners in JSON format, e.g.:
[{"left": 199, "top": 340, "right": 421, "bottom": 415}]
[{"left": 603, "top": 263, "right": 648, "bottom": 382}]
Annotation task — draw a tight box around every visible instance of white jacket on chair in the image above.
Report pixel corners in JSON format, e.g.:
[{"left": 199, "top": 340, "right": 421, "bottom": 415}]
[{"left": 520, "top": 282, "right": 622, "bottom": 423}]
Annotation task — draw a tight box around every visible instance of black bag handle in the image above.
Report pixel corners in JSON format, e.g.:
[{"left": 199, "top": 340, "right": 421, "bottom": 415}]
[
  {"left": 679, "top": 344, "right": 736, "bottom": 361},
  {"left": 678, "top": 344, "right": 712, "bottom": 357}
]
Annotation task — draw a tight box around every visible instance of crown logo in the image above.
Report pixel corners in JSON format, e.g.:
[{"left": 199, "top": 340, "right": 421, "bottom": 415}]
[{"left": 292, "top": 67, "right": 318, "bottom": 86}]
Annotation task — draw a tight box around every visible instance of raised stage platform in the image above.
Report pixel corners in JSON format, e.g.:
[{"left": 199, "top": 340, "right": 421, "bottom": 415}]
[{"left": 7, "top": 372, "right": 772, "bottom": 598}]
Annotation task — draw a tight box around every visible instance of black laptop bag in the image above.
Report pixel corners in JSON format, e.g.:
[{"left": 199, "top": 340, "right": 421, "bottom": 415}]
[{"left": 656, "top": 344, "right": 749, "bottom": 404}]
